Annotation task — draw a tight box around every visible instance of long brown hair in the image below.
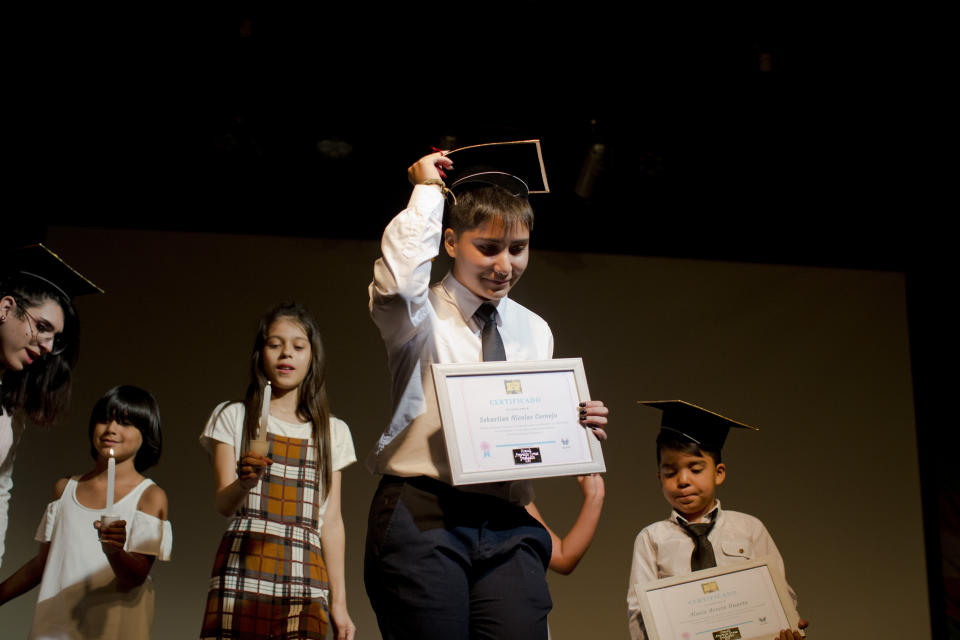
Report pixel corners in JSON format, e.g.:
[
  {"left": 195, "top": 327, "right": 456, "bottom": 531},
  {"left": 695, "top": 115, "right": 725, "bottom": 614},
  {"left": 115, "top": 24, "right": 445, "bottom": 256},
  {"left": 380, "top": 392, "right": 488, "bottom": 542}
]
[{"left": 234, "top": 302, "right": 333, "bottom": 502}]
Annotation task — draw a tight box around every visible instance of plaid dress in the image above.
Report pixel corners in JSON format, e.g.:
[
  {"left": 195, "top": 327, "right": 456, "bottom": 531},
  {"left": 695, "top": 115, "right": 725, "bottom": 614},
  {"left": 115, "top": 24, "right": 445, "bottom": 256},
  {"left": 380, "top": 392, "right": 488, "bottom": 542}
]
[{"left": 201, "top": 432, "right": 329, "bottom": 639}]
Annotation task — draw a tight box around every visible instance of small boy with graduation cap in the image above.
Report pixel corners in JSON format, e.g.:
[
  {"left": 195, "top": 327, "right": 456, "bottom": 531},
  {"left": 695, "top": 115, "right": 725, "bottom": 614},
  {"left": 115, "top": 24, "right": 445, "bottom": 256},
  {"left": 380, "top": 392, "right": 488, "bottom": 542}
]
[
  {"left": 364, "top": 143, "right": 609, "bottom": 640},
  {"left": 627, "top": 401, "right": 808, "bottom": 640}
]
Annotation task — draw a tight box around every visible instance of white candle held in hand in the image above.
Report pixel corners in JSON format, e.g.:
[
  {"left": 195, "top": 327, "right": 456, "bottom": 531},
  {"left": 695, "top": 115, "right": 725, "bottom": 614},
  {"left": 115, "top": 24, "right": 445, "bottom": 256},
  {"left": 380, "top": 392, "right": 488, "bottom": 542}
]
[
  {"left": 250, "top": 382, "right": 272, "bottom": 457},
  {"left": 259, "top": 381, "right": 271, "bottom": 439},
  {"left": 106, "top": 448, "right": 116, "bottom": 513}
]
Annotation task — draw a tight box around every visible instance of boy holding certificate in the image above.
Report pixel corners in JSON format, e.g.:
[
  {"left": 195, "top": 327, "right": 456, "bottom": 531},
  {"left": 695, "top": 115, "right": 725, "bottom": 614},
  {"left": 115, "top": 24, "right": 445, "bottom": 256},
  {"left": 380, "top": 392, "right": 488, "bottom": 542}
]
[
  {"left": 627, "top": 401, "right": 809, "bottom": 640},
  {"left": 365, "top": 143, "right": 609, "bottom": 640}
]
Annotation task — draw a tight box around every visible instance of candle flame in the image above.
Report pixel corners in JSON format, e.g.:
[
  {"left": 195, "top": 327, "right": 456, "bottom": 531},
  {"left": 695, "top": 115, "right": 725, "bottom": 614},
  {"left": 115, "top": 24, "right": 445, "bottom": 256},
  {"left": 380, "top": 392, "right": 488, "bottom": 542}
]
[{"left": 109, "top": 448, "right": 115, "bottom": 457}]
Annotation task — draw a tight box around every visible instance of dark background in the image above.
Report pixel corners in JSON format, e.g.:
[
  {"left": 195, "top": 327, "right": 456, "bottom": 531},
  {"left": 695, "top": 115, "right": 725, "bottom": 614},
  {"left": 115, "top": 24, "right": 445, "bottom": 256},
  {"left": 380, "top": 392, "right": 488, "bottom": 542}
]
[
  {"left": 11, "top": 4, "right": 927, "bottom": 270},
  {"left": 5, "top": 4, "right": 949, "bottom": 637}
]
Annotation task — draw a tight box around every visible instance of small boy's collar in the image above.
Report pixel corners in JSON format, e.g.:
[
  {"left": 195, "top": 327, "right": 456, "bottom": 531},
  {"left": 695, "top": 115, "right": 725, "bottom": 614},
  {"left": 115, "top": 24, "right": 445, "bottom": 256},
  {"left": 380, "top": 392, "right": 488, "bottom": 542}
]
[
  {"left": 673, "top": 499, "right": 722, "bottom": 526},
  {"left": 441, "top": 272, "right": 506, "bottom": 326}
]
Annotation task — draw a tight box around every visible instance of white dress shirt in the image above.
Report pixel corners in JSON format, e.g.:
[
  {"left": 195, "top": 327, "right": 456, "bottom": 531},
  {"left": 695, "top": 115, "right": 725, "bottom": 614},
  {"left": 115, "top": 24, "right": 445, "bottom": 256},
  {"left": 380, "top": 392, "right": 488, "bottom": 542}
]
[
  {"left": 368, "top": 185, "right": 553, "bottom": 504},
  {"left": 627, "top": 501, "right": 799, "bottom": 640}
]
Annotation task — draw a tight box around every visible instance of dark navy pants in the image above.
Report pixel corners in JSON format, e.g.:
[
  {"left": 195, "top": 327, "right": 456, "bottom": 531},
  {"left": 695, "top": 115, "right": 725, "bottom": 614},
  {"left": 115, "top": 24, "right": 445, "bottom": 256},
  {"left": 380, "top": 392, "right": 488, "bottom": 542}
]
[{"left": 364, "top": 475, "right": 553, "bottom": 640}]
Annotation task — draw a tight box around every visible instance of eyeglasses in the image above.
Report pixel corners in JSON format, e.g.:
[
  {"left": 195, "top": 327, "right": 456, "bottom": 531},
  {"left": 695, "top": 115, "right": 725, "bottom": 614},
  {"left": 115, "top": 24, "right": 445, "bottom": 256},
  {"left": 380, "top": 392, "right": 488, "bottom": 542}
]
[{"left": 24, "top": 309, "right": 68, "bottom": 356}]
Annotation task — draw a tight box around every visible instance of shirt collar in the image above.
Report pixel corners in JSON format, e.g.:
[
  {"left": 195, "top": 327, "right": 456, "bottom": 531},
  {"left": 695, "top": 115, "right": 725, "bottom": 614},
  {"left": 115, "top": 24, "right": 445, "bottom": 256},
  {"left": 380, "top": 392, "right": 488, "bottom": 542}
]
[
  {"left": 441, "top": 272, "right": 506, "bottom": 328},
  {"left": 672, "top": 499, "right": 722, "bottom": 526}
]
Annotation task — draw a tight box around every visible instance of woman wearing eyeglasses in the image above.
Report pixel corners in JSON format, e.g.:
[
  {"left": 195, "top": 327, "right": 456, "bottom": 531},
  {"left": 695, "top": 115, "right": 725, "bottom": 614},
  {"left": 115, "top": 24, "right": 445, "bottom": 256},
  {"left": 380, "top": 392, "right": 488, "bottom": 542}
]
[{"left": 0, "top": 244, "right": 100, "bottom": 569}]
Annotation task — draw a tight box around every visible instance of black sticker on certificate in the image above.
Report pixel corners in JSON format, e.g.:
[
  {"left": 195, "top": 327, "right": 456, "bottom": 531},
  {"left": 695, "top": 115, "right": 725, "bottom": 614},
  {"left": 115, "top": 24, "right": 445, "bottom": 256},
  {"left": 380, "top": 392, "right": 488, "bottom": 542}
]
[
  {"left": 712, "top": 628, "right": 742, "bottom": 640},
  {"left": 513, "top": 447, "right": 542, "bottom": 464}
]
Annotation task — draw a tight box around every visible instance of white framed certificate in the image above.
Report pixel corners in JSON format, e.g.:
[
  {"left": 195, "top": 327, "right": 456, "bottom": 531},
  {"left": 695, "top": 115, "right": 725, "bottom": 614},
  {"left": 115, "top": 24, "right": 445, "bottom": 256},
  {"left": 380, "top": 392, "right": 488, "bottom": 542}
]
[
  {"left": 431, "top": 358, "right": 605, "bottom": 485},
  {"left": 636, "top": 557, "right": 803, "bottom": 640}
]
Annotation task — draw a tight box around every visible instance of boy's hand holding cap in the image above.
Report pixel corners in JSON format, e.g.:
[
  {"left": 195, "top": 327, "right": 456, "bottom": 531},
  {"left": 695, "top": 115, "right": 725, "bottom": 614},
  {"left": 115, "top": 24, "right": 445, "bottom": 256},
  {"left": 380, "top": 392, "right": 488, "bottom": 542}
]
[{"left": 408, "top": 151, "right": 453, "bottom": 186}]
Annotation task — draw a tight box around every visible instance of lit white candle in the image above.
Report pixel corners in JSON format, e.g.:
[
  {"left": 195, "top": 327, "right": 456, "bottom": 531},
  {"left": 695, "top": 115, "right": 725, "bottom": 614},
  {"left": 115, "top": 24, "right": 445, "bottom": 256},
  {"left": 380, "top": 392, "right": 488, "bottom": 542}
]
[
  {"left": 106, "top": 448, "right": 116, "bottom": 513},
  {"left": 258, "top": 382, "right": 271, "bottom": 440}
]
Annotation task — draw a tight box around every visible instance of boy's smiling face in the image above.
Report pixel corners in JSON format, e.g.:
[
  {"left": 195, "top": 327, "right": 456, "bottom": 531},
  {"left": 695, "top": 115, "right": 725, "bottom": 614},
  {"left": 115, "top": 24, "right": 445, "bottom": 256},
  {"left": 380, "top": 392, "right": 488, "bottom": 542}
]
[
  {"left": 658, "top": 447, "right": 726, "bottom": 522},
  {"left": 444, "top": 219, "right": 530, "bottom": 301}
]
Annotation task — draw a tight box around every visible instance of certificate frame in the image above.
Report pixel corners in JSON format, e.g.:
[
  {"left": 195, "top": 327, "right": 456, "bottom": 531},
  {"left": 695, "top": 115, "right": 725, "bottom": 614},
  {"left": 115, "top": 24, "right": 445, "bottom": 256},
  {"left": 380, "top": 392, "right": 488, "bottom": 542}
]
[
  {"left": 432, "top": 358, "right": 605, "bottom": 485},
  {"left": 636, "top": 557, "right": 803, "bottom": 640}
]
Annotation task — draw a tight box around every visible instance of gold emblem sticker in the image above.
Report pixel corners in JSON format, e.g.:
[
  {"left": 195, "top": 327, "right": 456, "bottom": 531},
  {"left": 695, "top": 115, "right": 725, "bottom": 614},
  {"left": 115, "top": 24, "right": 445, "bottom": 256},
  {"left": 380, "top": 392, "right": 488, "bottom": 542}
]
[
  {"left": 701, "top": 581, "right": 719, "bottom": 594},
  {"left": 504, "top": 380, "right": 522, "bottom": 394}
]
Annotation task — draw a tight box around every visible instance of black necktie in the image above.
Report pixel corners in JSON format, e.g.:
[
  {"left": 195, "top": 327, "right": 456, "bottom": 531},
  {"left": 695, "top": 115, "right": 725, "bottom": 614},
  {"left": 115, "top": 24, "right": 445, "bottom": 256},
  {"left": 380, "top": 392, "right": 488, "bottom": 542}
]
[
  {"left": 475, "top": 303, "right": 506, "bottom": 362},
  {"left": 680, "top": 521, "right": 717, "bottom": 571}
]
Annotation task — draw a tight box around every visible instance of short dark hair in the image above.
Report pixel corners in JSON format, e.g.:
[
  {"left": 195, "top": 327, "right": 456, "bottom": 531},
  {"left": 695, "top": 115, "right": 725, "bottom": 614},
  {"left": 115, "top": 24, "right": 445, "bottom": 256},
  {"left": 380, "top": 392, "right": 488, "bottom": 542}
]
[
  {"left": 88, "top": 385, "right": 162, "bottom": 472},
  {"left": 446, "top": 185, "right": 534, "bottom": 235},
  {"left": 656, "top": 429, "right": 722, "bottom": 467}
]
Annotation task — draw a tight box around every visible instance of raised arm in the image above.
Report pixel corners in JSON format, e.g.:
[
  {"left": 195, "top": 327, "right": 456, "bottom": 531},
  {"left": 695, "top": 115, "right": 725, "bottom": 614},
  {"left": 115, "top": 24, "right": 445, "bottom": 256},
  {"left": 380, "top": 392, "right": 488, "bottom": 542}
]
[
  {"left": 320, "top": 471, "right": 355, "bottom": 640},
  {"left": 525, "top": 474, "right": 605, "bottom": 575},
  {"left": 369, "top": 152, "right": 453, "bottom": 348}
]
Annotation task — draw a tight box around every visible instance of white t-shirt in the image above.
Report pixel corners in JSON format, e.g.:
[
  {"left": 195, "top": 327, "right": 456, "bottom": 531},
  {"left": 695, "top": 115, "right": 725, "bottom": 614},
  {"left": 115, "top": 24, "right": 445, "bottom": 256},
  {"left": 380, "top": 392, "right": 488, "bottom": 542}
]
[
  {"left": 199, "top": 401, "right": 356, "bottom": 524},
  {"left": 30, "top": 476, "right": 172, "bottom": 639}
]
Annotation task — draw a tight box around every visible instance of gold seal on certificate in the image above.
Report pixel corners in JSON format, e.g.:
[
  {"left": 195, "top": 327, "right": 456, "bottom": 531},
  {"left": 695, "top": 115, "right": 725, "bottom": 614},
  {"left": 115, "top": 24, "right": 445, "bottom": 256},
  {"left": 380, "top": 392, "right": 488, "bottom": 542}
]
[
  {"left": 636, "top": 557, "right": 803, "bottom": 640},
  {"left": 431, "top": 358, "right": 605, "bottom": 485}
]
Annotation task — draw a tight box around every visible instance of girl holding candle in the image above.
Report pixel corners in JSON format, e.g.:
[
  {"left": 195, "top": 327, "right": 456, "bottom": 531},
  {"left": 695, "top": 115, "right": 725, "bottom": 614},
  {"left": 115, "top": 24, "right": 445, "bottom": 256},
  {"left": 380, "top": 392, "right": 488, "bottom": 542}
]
[
  {"left": 0, "top": 385, "right": 171, "bottom": 639},
  {"left": 0, "top": 244, "right": 100, "bottom": 569},
  {"left": 199, "top": 302, "right": 356, "bottom": 640}
]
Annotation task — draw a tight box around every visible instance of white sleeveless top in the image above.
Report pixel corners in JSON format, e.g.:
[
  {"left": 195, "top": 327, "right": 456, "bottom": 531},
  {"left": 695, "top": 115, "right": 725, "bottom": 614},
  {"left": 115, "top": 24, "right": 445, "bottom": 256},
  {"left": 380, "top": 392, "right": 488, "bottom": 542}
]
[{"left": 29, "top": 476, "right": 172, "bottom": 639}]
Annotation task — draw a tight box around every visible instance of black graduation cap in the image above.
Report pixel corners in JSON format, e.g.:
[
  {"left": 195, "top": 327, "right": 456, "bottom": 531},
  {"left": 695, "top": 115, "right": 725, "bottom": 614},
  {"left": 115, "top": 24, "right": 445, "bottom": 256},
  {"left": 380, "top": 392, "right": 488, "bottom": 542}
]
[
  {"left": 445, "top": 140, "right": 550, "bottom": 197},
  {"left": 1, "top": 244, "right": 103, "bottom": 299},
  {"left": 637, "top": 400, "right": 758, "bottom": 452}
]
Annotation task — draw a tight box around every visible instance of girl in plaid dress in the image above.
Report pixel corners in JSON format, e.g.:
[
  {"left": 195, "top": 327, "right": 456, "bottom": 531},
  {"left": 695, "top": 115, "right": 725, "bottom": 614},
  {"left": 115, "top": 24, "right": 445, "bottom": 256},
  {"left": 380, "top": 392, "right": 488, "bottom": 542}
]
[{"left": 200, "top": 303, "right": 356, "bottom": 640}]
